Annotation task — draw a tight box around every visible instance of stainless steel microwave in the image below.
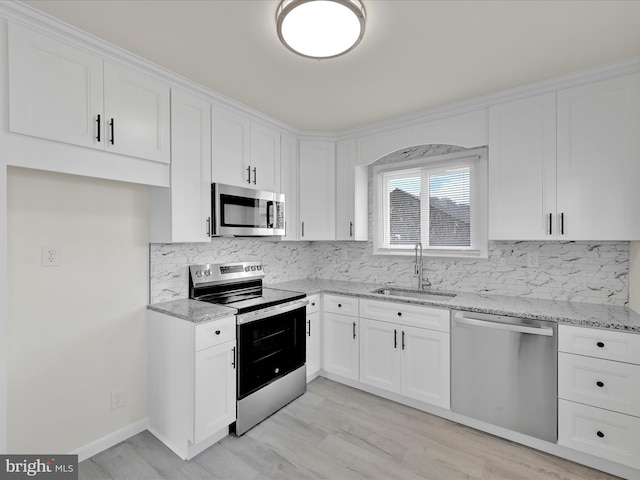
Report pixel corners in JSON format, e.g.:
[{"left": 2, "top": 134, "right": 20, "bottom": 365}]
[{"left": 212, "top": 183, "right": 285, "bottom": 236}]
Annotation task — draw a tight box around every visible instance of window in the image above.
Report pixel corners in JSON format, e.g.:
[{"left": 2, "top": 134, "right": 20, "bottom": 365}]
[{"left": 373, "top": 148, "right": 487, "bottom": 258}]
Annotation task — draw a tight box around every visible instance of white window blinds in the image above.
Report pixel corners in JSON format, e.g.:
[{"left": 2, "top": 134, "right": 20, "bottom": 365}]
[{"left": 374, "top": 149, "right": 487, "bottom": 258}]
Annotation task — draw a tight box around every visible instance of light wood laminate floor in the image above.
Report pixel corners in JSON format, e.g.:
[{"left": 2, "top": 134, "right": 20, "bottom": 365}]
[{"left": 80, "top": 377, "right": 619, "bottom": 479}]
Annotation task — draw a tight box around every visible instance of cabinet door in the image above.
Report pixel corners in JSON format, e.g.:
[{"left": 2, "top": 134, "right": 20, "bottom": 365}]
[
  {"left": 194, "top": 341, "right": 236, "bottom": 444},
  {"left": 359, "top": 318, "right": 401, "bottom": 393},
  {"left": 104, "top": 61, "right": 170, "bottom": 163},
  {"left": 323, "top": 313, "right": 358, "bottom": 380},
  {"left": 306, "top": 311, "right": 321, "bottom": 380},
  {"left": 401, "top": 325, "right": 450, "bottom": 408},
  {"left": 488, "top": 93, "right": 556, "bottom": 240},
  {"left": 557, "top": 73, "right": 640, "bottom": 240},
  {"left": 336, "top": 139, "right": 357, "bottom": 240},
  {"left": 167, "top": 89, "right": 212, "bottom": 242},
  {"left": 299, "top": 140, "right": 336, "bottom": 240},
  {"left": 336, "top": 139, "right": 368, "bottom": 241},
  {"left": 211, "top": 106, "right": 251, "bottom": 187},
  {"left": 8, "top": 22, "right": 104, "bottom": 150},
  {"left": 250, "top": 122, "right": 281, "bottom": 192},
  {"left": 280, "top": 134, "right": 299, "bottom": 240}
]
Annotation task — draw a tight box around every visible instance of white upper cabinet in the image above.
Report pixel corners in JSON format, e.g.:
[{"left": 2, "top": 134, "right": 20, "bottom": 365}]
[
  {"left": 280, "top": 133, "right": 299, "bottom": 240},
  {"left": 8, "top": 22, "right": 170, "bottom": 164},
  {"left": 103, "top": 62, "right": 170, "bottom": 163},
  {"left": 211, "top": 106, "right": 251, "bottom": 187},
  {"left": 8, "top": 22, "right": 103, "bottom": 150},
  {"left": 489, "top": 73, "right": 640, "bottom": 241},
  {"left": 299, "top": 140, "right": 336, "bottom": 240},
  {"left": 556, "top": 73, "right": 640, "bottom": 240},
  {"left": 250, "top": 122, "right": 281, "bottom": 192},
  {"left": 211, "top": 105, "right": 281, "bottom": 192},
  {"left": 336, "top": 139, "right": 368, "bottom": 241},
  {"left": 149, "top": 89, "right": 212, "bottom": 243},
  {"left": 488, "top": 93, "right": 556, "bottom": 240}
]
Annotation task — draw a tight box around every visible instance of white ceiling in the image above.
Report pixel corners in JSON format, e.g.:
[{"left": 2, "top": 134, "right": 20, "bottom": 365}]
[{"left": 23, "top": 0, "right": 640, "bottom": 133}]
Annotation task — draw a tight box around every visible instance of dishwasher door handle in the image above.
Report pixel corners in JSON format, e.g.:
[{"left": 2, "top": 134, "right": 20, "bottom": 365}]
[{"left": 454, "top": 313, "right": 554, "bottom": 336}]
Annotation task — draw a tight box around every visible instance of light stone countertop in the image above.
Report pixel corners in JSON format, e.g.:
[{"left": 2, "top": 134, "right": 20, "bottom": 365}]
[
  {"left": 268, "top": 278, "right": 640, "bottom": 333},
  {"left": 147, "top": 299, "right": 237, "bottom": 324}
]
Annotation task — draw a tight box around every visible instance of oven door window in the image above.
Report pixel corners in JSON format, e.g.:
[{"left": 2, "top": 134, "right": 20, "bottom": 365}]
[
  {"left": 237, "top": 307, "right": 306, "bottom": 399},
  {"left": 220, "top": 194, "right": 269, "bottom": 229}
]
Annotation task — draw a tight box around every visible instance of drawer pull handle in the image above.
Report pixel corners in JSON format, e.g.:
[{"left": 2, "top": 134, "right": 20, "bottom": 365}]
[
  {"left": 596, "top": 431, "right": 605, "bottom": 438},
  {"left": 311, "top": 302, "right": 316, "bottom": 306},
  {"left": 338, "top": 304, "right": 342, "bottom": 308},
  {"left": 394, "top": 329, "right": 398, "bottom": 349},
  {"left": 352, "top": 322, "right": 356, "bottom": 339},
  {"left": 597, "top": 341, "right": 605, "bottom": 348},
  {"left": 215, "top": 330, "right": 221, "bottom": 335},
  {"left": 397, "top": 312, "right": 402, "bottom": 317},
  {"left": 596, "top": 381, "right": 604, "bottom": 388}
]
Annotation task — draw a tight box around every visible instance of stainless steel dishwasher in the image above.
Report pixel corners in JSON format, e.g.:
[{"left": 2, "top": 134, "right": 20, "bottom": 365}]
[{"left": 451, "top": 310, "right": 557, "bottom": 442}]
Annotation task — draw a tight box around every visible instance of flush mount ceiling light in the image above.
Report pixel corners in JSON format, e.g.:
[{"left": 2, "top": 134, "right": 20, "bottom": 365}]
[{"left": 276, "top": 0, "right": 366, "bottom": 60}]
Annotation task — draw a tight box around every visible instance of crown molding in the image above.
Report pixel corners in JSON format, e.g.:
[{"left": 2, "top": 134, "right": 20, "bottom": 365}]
[{"left": 337, "top": 56, "right": 640, "bottom": 141}]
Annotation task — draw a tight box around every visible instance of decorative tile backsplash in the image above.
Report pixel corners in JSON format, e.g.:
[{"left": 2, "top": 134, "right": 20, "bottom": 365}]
[
  {"left": 150, "top": 239, "right": 315, "bottom": 304},
  {"left": 150, "top": 239, "right": 628, "bottom": 306}
]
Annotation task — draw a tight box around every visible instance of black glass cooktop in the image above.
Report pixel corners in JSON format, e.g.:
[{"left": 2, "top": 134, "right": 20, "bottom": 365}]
[{"left": 196, "top": 287, "right": 305, "bottom": 314}]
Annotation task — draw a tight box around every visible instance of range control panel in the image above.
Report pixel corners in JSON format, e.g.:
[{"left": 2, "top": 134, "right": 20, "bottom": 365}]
[{"left": 190, "top": 261, "right": 265, "bottom": 286}]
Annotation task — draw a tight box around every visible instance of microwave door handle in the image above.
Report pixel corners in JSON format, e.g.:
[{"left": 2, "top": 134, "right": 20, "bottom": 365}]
[{"left": 266, "top": 200, "right": 273, "bottom": 228}]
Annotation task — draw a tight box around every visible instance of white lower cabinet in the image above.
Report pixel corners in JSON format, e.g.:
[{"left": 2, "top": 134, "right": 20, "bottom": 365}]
[
  {"left": 194, "top": 342, "right": 236, "bottom": 444},
  {"left": 148, "top": 311, "right": 236, "bottom": 460},
  {"left": 323, "top": 312, "right": 359, "bottom": 380},
  {"left": 558, "top": 325, "right": 640, "bottom": 470},
  {"left": 359, "top": 299, "right": 450, "bottom": 408},
  {"left": 305, "top": 294, "right": 321, "bottom": 380},
  {"left": 400, "top": 324, "right": 449, "bottom": 407},
  {"left": 359, "top": 318, "right": 401, "bottom": 392},
  {"left": 559, "top": 399, "right": 640, "bottom": 470}
]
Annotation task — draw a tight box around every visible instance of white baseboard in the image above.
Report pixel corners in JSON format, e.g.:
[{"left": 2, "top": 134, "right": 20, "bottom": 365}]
[{"left": 70, "top": 417, "right": 149, "bottom": 462}]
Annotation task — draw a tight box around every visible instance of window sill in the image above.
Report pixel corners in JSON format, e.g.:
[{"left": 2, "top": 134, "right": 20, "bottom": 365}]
[{"left": 373, "top": 247, "right": 487, "bottom": 260}]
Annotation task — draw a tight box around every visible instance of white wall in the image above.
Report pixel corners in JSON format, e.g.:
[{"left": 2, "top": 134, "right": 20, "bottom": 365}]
[{"left": 6, "top": 167, "right": 148, "bottom": 453}]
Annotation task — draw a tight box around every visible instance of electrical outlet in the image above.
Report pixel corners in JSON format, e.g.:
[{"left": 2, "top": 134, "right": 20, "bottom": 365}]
[
  {"left": 111, "top": 390, "right": 124, "bottom": 410},
  {"left": 41, "top": 245, "right": 60, "bottom": 267},
  {"left": 526, "top": 252, "right": 540, "bottom": 268}
]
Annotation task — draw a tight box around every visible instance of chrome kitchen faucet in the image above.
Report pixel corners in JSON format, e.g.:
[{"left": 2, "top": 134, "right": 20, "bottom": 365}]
[{"left": 414, "top": 242, "right": 431, "bottom": 290}]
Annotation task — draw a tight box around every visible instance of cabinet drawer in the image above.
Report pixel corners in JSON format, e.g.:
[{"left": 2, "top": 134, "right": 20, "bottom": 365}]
[
  {"left": 306, "top": 294, "right": 320, "bottom": 314},
  {"left": 360, "top": 299, "right": 449, "bottom": 333},
  {"left": 324, "top": 295, "right": 359, "bottom": 317},
  {"left": 559, "top": 325, "right": 640, "bottom": 365},
  {"left": 558, "top": 352, "right": 640, "bottom": 417},
  {"left": 195, "top": 316, "right": 236, "bottom": 351},
  {"left": 558, "top": 399, "right": 640, "bottom": 470}
]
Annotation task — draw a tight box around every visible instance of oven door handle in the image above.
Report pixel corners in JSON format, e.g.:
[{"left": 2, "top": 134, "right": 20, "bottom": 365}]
[{"left": 236, "top": 299, "right": 309, "bottom": 325}]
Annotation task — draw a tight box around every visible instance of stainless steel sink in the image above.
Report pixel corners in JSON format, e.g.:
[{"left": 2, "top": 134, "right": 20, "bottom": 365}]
[{"left": 371, "top": 287, "right": 457, "bottom": 302}]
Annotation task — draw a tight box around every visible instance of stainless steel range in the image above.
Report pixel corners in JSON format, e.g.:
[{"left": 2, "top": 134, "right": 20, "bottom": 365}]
[{"left": 189, "top": 261, "right": 307, "bottom": 436}]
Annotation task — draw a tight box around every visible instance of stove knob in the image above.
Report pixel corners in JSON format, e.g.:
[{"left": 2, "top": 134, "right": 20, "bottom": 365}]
[
  {"left": 251, "top": 265, "right": 256, "bottom": 271},
  {"left": 257, "top": 265, "right": 262, "bottom": 270},
  {"left": 245, "top": 266, "right": 250, "bottom": 272},
  {"left": 204, "top": 269, "right": 211, "bottom": 276},
  {"left": 195, "top": 270, "right": 202, "bottom": 277}
]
